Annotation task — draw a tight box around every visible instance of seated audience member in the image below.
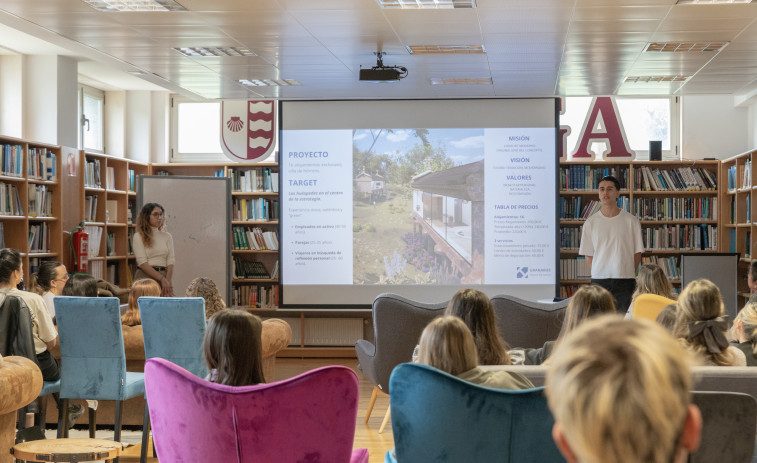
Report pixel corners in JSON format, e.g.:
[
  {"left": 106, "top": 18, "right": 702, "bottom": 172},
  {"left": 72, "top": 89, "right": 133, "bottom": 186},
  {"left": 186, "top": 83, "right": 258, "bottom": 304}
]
[
  {"left": 204, "top": 309, "right": 265, "bottom": 386},
  {"left": 0, "top": 249, "right": 84, "bottom": 423},
  {"left": 729, "top": 302, "right": 757, "bottom": 366},
  {"left": 625, "top": 263, "right": 676, "bottom": 318},
  {"left": 656, "top": 303, "right": 678, "bottom": 333},
  {"left": 522, "top": 284, "right": 615, "bottom": 365},
  {"left": 121, "top": 279, "right": 161, "bottom": 327},
  {"left": 545, "top": 315, "right": 702, "bottom": 463},
  {"left": 674, "top": 279, "right": 745, "bottom": 366},
  {"left": 444, "top": 288, "right": 510, "bottom": 365},
  {"left": 62, "top": 273, "right": 99, "bottom": 297},
  {"left": 417, "top": 315, "right": 533, "bottom": 390},
  {"left": 747, "top": 261, "right": 757, "bottom": 304},
  {"left": 186, "top": 277, "right": 226, "bottom": 320},
  {"left": 30, "top": 260, "right": 68, "bottom": 321}
]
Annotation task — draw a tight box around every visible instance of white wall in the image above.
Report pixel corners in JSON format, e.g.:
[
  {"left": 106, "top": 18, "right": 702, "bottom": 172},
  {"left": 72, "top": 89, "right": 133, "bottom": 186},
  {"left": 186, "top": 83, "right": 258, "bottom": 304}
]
[
  {"left": 682, "top": 95, "right": 750, "bottom": 160},
  {"left": 0, "top": 55, "right": 23, "bottom": 138},
  {"left": 150, "top": 92, "right": 169, "bottom": 163},
  {"left": 57, "top": 56, "right": 77, "bottom": 148},
  {"left": 105, "top": 90, "right": 125, "bottom": 157}
]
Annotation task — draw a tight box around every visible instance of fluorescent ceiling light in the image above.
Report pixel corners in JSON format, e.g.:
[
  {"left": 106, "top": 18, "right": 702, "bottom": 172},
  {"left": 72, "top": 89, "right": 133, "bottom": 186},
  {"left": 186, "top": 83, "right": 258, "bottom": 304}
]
[
  {"left": 377, "top": 0, "right": 475, "bottom": 9},
  {"left": 82, "top": 0, "right": 187, "bottom": 12},
  {"left": 625, "top": 76, "right": 689, "bottom": 83},
  {"left": 645, "top": 42, "right": 727, "bottom": 52},
  {"left": 430, "top": 77, "right": 492, "bottom": 85},
  {"left": 407, "top": 45, "right": 485, "bottom": 55},
  {"left": 676, "top": 0, "right": 753, "bottom": 4},
  {"left": 174, "top": 47, "right": 256, "bottom": 57},
  {"left": 238, "top": 79, "right": 301, "bottom": 87}
]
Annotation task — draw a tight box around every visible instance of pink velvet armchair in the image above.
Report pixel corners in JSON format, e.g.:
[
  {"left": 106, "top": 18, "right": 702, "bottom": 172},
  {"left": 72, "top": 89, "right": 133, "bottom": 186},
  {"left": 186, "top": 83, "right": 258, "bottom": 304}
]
[{"left": 144, "top": 358, "right": 368, "bottom": 463}]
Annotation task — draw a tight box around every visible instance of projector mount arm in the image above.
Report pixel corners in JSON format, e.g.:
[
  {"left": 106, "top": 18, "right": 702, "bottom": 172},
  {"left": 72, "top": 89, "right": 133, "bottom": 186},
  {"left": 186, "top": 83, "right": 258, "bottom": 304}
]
[{"left": 371, "top": 51, "right": 408, "bottom": 78}]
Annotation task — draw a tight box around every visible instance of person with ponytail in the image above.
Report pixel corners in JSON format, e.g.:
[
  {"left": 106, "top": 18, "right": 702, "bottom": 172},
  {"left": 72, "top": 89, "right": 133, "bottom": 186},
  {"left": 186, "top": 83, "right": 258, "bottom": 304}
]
[{"left": 31, "top": 260, "right": 68, "bottom": 320}]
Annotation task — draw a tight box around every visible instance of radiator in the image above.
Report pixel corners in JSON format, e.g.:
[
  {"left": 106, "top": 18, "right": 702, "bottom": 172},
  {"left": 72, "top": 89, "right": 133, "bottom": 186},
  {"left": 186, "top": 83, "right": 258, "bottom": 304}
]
[{"left": 278, "top": 318, "right": 364, "bottom": 346}]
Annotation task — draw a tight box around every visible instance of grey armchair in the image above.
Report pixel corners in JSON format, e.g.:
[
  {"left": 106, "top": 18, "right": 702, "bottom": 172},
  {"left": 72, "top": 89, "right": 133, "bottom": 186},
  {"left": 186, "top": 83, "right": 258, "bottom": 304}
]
[
  {"left": 355, "top": 293, "right": 447, "bottom": 432},
  {"left": 490, "top": 295, "right": 569, "bottom": 349},
  {"left": 690, "top": 391, "right": 756, "bottom": 463}
]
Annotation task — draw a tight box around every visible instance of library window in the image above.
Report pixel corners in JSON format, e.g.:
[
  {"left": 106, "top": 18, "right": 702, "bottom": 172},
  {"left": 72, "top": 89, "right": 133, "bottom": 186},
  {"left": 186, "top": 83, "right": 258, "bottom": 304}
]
[
  {"left": 561, "top": 97, "right": 679, "bottom": 160},
  {"left": 80, "top": 86, "right": 104, "bottom": 153},
  {"left": 170, "top": 98, "right": 226, "bottom": 162}
]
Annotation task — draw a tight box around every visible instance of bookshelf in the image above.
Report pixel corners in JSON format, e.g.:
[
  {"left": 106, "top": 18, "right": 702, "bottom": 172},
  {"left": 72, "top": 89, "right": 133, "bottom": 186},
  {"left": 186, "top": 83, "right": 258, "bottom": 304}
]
[
  {"left": 0, "top": 135, "right": 62, "bottom": 281},
  {"left": 78, "top": 151, "right": 149, "bottom": 287},
  {"left": 559, "top": 160, "right": 720, "bottom": 298},
  {"left": 721, "top": 151, "right": 757, "bottom": 306},
  {"left": 152, "top": 163, "right": 280, "bottom": 310}
]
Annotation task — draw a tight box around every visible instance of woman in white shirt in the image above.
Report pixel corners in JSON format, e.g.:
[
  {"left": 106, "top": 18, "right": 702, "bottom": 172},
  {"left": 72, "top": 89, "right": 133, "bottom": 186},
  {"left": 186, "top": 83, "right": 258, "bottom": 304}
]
[
  {"left": 32, "top": 260, "right": 69, "bottom": 321},
  {"left": 132, "top": 202, "right": 175, "bottom": 296}
]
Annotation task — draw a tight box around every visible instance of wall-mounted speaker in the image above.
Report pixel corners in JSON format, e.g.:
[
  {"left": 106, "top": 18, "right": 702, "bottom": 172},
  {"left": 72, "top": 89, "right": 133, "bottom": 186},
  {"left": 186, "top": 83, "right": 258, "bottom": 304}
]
[{"left": 649, "top": 140, "right": 662, "bottom": 161}]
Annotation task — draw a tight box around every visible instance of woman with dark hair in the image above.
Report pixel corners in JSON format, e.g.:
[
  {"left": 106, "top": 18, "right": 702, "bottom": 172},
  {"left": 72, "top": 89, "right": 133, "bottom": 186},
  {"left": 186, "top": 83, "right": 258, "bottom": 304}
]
[
  {"left": 31, "top": 260, "right": 68, "bottom": 320},
  {"left": 204, "top": 310, "right": 265, "bottom": 386},
  {"left": 132, "top": 202, "right": 175, "bottom": 296},
  {"left": 62, "top": 273, "right": 98, "bottom": 297}
]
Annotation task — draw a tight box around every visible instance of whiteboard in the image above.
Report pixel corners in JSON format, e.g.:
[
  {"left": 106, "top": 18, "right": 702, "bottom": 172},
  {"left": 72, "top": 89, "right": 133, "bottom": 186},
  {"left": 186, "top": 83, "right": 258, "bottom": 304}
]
[
  {"left": 138, "top": 176, "right": 231, "bottom": 304},
  {"left": 681, "top": 253, "right": 739, "bottom": 319}
]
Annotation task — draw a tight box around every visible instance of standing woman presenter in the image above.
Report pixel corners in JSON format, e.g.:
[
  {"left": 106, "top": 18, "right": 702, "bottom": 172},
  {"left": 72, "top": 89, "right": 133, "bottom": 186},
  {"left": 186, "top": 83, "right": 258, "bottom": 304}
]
[{"left": 132, "top": 203, "right": 175, "bottom": 296}]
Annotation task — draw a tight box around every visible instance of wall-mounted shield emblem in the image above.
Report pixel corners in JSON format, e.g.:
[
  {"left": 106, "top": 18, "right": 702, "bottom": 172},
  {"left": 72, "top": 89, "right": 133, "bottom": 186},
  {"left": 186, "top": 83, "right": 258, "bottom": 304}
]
[{"left": 220, "top": 100, "right": 276, "bottom": 162}]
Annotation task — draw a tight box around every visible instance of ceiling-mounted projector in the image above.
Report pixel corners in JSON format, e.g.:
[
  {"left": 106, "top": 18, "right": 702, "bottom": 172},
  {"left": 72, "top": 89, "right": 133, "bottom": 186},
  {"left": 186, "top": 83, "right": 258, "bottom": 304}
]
[{"left": 359, "top": 52, "right": 408, "bottom": 83}]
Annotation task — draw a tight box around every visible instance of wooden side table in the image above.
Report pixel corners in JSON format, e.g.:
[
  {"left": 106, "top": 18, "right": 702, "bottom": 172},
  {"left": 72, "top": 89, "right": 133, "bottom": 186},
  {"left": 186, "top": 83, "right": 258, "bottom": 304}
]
[{"left": 11, "top": 438, "right": 122, "bottom": 462}]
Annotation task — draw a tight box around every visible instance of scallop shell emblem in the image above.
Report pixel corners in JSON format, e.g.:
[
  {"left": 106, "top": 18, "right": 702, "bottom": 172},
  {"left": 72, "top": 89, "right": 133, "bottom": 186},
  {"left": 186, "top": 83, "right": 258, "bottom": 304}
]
[{"left": 227, "top": 116, "right": 244, "bottom": 132}]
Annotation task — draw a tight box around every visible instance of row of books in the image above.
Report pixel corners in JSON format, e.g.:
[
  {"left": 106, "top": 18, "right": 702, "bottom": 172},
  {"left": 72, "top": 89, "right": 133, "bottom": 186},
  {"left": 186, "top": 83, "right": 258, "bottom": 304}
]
[
  {"left": 729, "top": 196, "right": 752, "bottom": 224},
  {"left": 128, "top": 228, "right": 135, "bottom": 255},
  {"left": 634, "top": 166, "right": 717, "bottom": 191},
  {"left": 85, "top": 159, "right": 101, "bottom": 188},
  {"left": 106, "top": 232, "right": 116, "bottom": 256},
  {"left": 559, "top": 256, "right": 590, "bottom": 280},
  {"left": 232, "top": 198, "right": 279, "bottom": 221},
  {"left": 27, "top": 148, "right": 57, "bottom": 181},
  {"left": 0, "top": 182, "right": 23, "bottom": 216},
  {"left": 632, "top": 197, "right": 717, "bottom": 221},
  {"left": 106, "top": 166, "right": 116, "bottom": 190},
  {"left": 232, "top": 284, "right": 279, "bottom": 309},
  {"left": 559, "top": 285, "right": 580, "bottom": 298},
  {"left": 727, "top": 163, "right": 753, "bottom": 190},
  {"left": 0, "top": 223, "right": 4, "bottom": 248},
  {"left": 84, "top": 225, "right": 103, "bottom": 257},
  {"left": 232, "top": 226, "right": 279, "bottom": 251},
  {"left": 89, "top": 260, "right": 104, "bottom": 280},
  {"left": 28, "top": 222, "right": 49, "bottom": 252},
  {"left": 128, "top": 169, "right": 136, "bottom": 192},
  {"left": 106, "top": 262, "right": 120, "bottom": 285},
  {"left": 28, "top": 184, "right": 53, "bottom": 218},
  {"left": 559, "top": 197, "right": 630, "bottom": 220},
  {"left": 560, "top": 226, "right": 582, "bottom": 250},
  {"left": 1, "top": 144, "right": 23, "bottom": 177},
  {"left": 641, "top": 255, "right": 681, "bottom": 280},
  {"left": 228, "top": 167, "right": 279, "bottom": 193},
  {"left": 85, "top": 195, "right": 99, "bottom": 222},
  {"left": 233, "top": 258, "right": 271, "bottom": 279},
  {"left": 560, "top": 165, "right": 629, "bottom": 190},
  {"left": 641, "top": 224, "right": 717, "bottom": 251}
]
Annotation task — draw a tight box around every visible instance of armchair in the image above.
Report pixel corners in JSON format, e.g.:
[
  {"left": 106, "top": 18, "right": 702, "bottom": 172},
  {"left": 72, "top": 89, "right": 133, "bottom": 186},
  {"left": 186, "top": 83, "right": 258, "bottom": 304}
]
[
  {"left": 0, "top": 355, "right": 42, "bottom": 463},
  {"left": 490, "top": 295, "right": 568, "bottom": 348}
]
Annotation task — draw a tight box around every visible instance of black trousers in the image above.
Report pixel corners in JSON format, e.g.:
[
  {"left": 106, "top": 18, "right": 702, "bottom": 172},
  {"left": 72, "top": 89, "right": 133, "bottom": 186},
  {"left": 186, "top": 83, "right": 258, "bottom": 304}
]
[
  {"left": 36, "top": 350, "right": 60, "bottom": 382},
  {"left": 591, "top": 278, "right": 636, "bottom": 314}
]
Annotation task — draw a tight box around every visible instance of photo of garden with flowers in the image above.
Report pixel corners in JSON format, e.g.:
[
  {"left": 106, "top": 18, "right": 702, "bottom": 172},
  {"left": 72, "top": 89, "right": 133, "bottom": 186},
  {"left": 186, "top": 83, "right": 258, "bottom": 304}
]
[{"left": 351, "top": 128, "right": 484, "bottom": 285}]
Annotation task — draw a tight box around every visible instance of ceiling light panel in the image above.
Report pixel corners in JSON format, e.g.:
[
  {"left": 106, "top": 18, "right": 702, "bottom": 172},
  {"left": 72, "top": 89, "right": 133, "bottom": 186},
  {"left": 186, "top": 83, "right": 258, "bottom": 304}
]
[
  {"left": 645, "top": 42, "right": 728, "bottom": 52},
  {"left": 676, "top": 0, "right": 753, "bottom": 4},
  {"left": 377, "top": 0, "right": 475, "bottom": 9},
  {"left": 238, "top": 79, "right": 301, "bottom": 87},
  {"left": 625, "top": 75, "right": 689, "bottom": 82},
  {"left": 82, "top": 0, "right": 187, "bottom": 12},
  {"left": 174, "top": 47, "right": 256, "bottom": 57},
  {"left": 430, "top": 77, "right": 492, "bottom": 84},
  {"left": 407, "top": 45, "right": 485, "bottom": 54}
]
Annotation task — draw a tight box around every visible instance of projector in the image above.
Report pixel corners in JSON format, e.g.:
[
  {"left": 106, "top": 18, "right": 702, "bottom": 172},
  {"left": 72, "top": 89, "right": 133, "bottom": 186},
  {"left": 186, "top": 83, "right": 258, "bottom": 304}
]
[{"left": 359, "top": 68, "right": 402, "bottom": 82}]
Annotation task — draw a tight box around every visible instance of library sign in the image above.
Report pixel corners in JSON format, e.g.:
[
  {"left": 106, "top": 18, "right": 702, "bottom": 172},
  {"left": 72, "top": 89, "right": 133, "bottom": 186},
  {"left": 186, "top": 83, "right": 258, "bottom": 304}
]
[
  {"left": 220, "top": 100, "right": 276, "bottom": 162},
  {"left": 559, "top": 96, "right": 636, "bottom": 162}
]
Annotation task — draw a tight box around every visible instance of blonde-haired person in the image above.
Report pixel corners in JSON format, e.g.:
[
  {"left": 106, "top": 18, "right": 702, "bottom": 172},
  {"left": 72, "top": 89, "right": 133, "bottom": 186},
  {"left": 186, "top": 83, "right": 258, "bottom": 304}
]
[
  {"left": 186, "top": 277, "right": 226, "bottom": 320},
  {"left": 417, "top": 316, "right": 533, "bottom": 390},
  {"left": 625, "top": 263, "right": 676, "bottom": 318},
  {"left": 673, "top": 279, "right": 746, "bottom": 366},
  {"left": 729, "top": 302, "right": 757, "bottom": 366},
  {"left": 121, "top": 279, "right": 161, "bottom": 327},
  {"left": 522, "top": 284, "right": 616, "bottom": 365},
  {"left": 545, "top": 315, "right": 702, "bottom": 463},
  {"left": 444, "top": 288, "right": 510, "bottom": 365}
]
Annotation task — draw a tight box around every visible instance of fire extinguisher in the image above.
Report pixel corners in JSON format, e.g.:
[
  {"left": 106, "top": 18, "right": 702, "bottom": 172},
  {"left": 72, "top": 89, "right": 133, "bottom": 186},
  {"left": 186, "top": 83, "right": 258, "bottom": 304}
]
[{"left": 71, "top": 222, "right": 89, "bottom": 273}]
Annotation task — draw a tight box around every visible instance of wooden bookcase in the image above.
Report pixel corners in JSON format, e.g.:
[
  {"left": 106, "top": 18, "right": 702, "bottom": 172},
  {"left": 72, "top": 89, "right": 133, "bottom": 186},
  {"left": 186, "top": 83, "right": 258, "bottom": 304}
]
[
  {"left": 559, "top": 160, "right": 721, "bottom": 298},
  {"left": 0, "top": 135, "right": 62, "bottom": 282},
  {"left": 151, "top": 162, "right": 280, "bottom": 310},
  {"left": 78, "top": 151, "right": 149, "bottom": 288}
]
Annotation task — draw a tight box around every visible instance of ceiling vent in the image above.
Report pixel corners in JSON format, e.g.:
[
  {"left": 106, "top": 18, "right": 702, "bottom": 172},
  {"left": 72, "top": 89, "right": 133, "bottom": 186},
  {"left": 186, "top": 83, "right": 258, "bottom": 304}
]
[
  {"left": 238, "top": 79, "right": 300, "bottom": 87},
  {"left": 377, "top": 0, "right": 475, "bottom": 8},
  {"left": 174, "top": 47, "right": 256, "bottom": 57},
  {"left": 407, "top": 45, "right": 485, "bottom": 55},
  {"left": 625, "top": 76, "right": 689, "bottom": 83},
  {"left": 644, "top": 42, "right": 728, "bottom": 53},
  {"left": 430, "top": 77, "right": 492, "bottom": 85},
  {"left": 82, "top": 0, "right": 187, "bottom": 12}
]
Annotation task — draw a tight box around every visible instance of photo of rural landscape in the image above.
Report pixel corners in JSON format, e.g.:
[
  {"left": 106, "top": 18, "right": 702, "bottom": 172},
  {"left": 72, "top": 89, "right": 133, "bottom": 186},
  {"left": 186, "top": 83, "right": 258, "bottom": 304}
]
[{"left": 351, "top": 128, "right": 486, "bottom": 286}]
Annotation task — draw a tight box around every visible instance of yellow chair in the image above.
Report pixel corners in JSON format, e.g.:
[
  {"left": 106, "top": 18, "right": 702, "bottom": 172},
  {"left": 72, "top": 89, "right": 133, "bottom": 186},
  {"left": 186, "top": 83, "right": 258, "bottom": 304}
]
[{"left": 631, "top": 294, "right": 676, "bottom": 322}]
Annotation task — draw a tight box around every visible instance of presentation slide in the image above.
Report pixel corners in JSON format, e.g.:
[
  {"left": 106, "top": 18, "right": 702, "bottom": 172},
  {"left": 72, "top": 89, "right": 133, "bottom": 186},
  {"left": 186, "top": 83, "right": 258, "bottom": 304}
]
[{"left": 280, "top": 99, "right": 558, "bottom": 307}]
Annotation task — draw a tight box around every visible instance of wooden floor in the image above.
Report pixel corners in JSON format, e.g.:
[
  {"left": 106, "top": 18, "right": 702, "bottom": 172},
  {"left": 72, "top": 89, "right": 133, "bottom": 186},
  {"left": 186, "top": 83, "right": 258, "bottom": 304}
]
[{"left": 120, "top": 358, "right": 395, "bottom": 463}]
